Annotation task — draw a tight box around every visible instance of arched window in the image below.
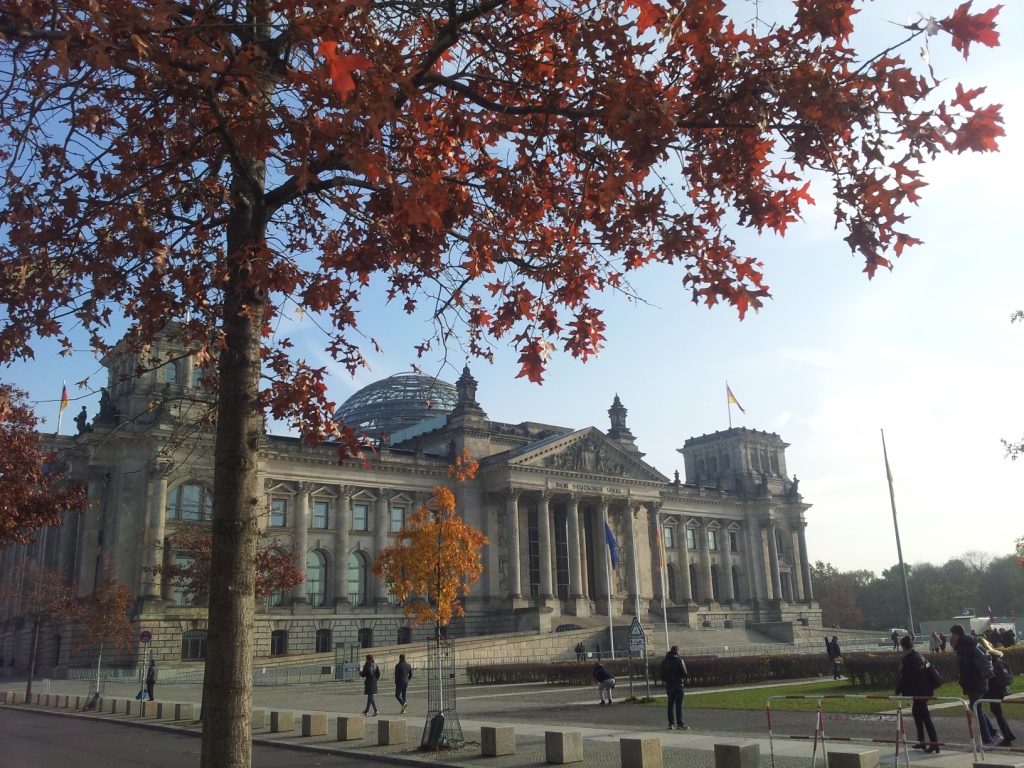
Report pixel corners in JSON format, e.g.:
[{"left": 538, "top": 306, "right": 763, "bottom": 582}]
[
  {"left": 267, "top": 549, "right": 284, "bottom": 607},
  {"left": 270, "top": 630, "right": 288, "bottom": 656},
  {"left": 688, "top": 564, "right": 700, "bottom": 602},
  {"left": 171, "top": 554, "right": 194, "bottom": 605},
  {"left": 357, "top": 627, "right": 373, "bottom": 648},
  {"left": 732, "top": 566, "right": 743, "bottom": 602},
  {"left": 168, "top": 483, "right": 212, "bottom": 521},
  {"left": 315, "top": 628, "right": 332, "bottom": 654},
  {"left": 164, "top": 362, "right": 179, "bottom": 384},
  {"left": 182, "top": 630, "right": 207, "bottom": 661},
  {"left": 306, "top": 550, "right": 326, "bottom": 606},
  {"left": 347, "top": 551, "right": 368, "bottom": 606}
]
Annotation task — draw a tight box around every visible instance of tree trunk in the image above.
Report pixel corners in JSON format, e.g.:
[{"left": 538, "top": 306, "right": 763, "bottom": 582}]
[
  {"left": 199, "top": 174, "right": 268, "bottom": 766},
  {"left": 25, "top": 616, "right": 39, "bottom": 698}
]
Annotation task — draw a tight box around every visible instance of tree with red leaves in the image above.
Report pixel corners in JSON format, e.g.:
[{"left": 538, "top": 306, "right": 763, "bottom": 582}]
[
  {"left": 0, "top": 2, "right": 1004, "bottom": 765},
  {"left": 151, "top": 525, "right": 304, "bottom": 605},
  {"left": 74, "top": 554, "right": 136, "bottom": 698},
  {"left": 0, "top": 384, "right": 87, "bottom": 548}
]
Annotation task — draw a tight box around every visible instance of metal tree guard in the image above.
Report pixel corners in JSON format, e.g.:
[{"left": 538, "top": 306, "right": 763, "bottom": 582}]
[{"left": 421, "top": 631, "right": 463, "bottom": 748}]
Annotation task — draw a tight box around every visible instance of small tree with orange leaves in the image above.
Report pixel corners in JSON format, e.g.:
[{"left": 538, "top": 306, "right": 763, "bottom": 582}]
[
  {"left": 75, "top": 555, "right": 135, "bottom": 697},
  {"left": 373, "top": 450, "right": 488, "bottom": 630},
  {"left": 373, "top": 450, "right": 487, "bottom": 748}
]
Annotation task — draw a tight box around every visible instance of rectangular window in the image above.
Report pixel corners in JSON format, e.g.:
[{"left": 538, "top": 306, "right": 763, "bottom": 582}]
[
  {"left": 353, "top": 503, "right": 369, "bottom": 531},
  {"left": 664, "top": 526, "right": 675, "bottom": 549},
  {"left": 707, "top": 529, "right": 718, "bottom": 550},
  {"left": 270, "top": 498, "right": 287, "bottom": 527},
  {"left": 313, "top": 500, "right": 329, "bottom": 529},
  {"left": 390, "top": 506, "right": 406, "bottom": 533},
  {"left": 730, "top": 531, "right": 739, "bottom": 552},
  {"left": 685, "top": 528, "right": 696, "bottom": 550}
]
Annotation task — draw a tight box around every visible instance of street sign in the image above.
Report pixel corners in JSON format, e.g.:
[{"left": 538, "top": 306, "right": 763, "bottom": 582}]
[
  {"left": 628, "top": 617, "right": 645, "bottom": 640},
  {"left": 139, "top": 630, "right": 152, "bottom": 644},
  {"left": 629, "top": 638, "right": 646, "bottom": 653}
]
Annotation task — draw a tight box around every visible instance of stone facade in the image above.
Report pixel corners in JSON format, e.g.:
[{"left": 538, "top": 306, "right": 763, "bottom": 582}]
[{"left": 0, "top": 326, "right": 819, "bottom": 672}]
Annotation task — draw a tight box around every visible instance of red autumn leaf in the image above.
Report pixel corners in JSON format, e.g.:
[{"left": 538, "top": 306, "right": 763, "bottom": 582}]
[
  {"left": 318, "top": 42, "right": 373, "bottom": 100},
  {"left": 939, "top": 1, "right": 1002, "bottom": 59}
]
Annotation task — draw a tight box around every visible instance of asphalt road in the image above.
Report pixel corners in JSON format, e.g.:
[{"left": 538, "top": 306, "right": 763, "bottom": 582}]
[{"left": 0, "top": 707, "right": 366, "bottom": 768}]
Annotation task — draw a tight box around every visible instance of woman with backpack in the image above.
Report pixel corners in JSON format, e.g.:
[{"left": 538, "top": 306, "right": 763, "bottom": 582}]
[
  {"left": 360, "top": 653, "right": 381, "bottom": 716},
  {"left": 895, "top": 635, "right": 940, "bottom": 753},
  {"left": 981, "top": 638, "right": 1016, "bottom": 747}
]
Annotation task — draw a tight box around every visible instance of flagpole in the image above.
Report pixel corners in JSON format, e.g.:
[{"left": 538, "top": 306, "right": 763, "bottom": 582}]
[
  {"left": 603, "top": 504, "right": 615, "bottom": 661},
  {"left": 658, "top": 512, "right": 670, "bottom": 652},
  {"left": 726, "top": 382, "right": 732, "bottom": 429},
  {"left": 882, "top": 429, "right": 915, "bottom": 637}
]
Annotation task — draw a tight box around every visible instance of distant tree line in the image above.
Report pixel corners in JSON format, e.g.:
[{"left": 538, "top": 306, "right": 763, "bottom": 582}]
[{"left": 811, "top": 551, "right": 1024, "bottom": 631}]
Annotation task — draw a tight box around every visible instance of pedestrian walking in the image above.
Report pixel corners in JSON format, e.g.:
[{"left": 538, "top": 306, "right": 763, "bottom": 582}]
[
  {"left": 660, "top": 645, "right": 689, "bottom": 730},
  {"left": 981, "top": 638, "right": 1016, "bottom": 747},
  {"left": 145, "top": 659, "right": 157, "bottom": 701},
  {"left": 895, "top": 635, "right": 939, "bottom": 753},
  {"left": 394, "top": 653, "right": 412, "bottom": 714},
  {"left": 950, "top": 624, "right": 1001, "bottom": 746},
  {"left": 891, "top": 630, "right": 900, "bottom": 650},
  {"left": 575, "top": 642, "right": 586, "bottom": 662},
  {"left": 593, "top": 662, "right": 615, "bottom": 705},
  {"left": 360, "top": 653, "right": 381, "bottom": 716},
  {"left": 939, "top": 632, "right": 947, "bottom": 652},
  {"left": 929, "top": 632, "right": 940, "bottom": 654},
  {"left": 826, "top": 636, "right": 843, "bottom": 680}
]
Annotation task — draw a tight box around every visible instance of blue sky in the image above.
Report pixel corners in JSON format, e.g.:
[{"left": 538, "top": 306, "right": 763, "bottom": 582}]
[{"left": 5, "top": 1, "right": 1022, "bottom": 578}]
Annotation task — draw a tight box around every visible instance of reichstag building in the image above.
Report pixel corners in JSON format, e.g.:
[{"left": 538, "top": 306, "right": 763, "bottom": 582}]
[{"left": 0, "top": 326, "right": 821, "bottom": 670}]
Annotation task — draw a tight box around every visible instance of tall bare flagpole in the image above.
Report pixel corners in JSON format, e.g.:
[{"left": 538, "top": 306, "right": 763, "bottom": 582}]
[{"left": 881, "top": 429, "right": 915, "bottom": 637}]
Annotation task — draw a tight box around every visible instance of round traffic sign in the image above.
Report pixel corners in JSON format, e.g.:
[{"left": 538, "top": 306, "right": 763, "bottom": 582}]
[{"left": 139, "top": 630, "right": 152, "bottom": 644}]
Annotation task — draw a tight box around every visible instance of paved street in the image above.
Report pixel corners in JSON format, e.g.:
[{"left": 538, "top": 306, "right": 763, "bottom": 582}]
[{"left": 2, "top": 673, "right": 1010, "bottom": 768}]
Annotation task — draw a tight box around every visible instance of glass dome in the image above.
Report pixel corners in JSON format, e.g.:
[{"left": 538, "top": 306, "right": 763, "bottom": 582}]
[{"left": 335, "top": 373, "right": 458, "bottom": 438}]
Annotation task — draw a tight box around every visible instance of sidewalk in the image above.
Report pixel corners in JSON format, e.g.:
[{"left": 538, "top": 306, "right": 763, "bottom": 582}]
[{"left": 1, "top": 679, "right": 1007, "bottom": 768}]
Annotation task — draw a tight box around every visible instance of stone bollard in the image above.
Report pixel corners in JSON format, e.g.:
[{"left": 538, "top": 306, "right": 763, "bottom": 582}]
[
  {"left": 827, "top": 749, "right": 880, "bottom": 768},
  {"left": 11, "top": 691, "right": 26, "bottom": 704},
  {"left": 174, "top": 703, "right": 195, "bottom": 721},
  {"left": 482, "top": 725, "right": 516, "bottom": 757},
  {"left": 973, "top": 763, "right": 1024, "bottom": 768},
  {"left": 621, "top": 737, "right": 663, "bottom": 768},
  {"left": 56, "top": 694, "right": 71, "bottom": 708},
  {"left": 157, "top": 702, "right": 174, "bottom": 719},
  {"left": 378, "top": 718, "right": 407, "bottom": 746},
  {"left": 251, "top": 709, "right": 267, "bottom": 730},
  {"left": 714, "top": 742, "right": 761, "bottom": 768},
  {"left": 336, "top": 715, "right": 365, "bottom": 741},
  {"left": 270, "top": 710, "right": 295, "bottom": 733},
  {"left": 126, "top": 699, "right": 142, "bottom": 716},
  {"left": 143, "top": 701, "right": 160, "bottom": 718},
  {"left": 302, "top": 713, "right": 327, "bottom": 737},
  {"left": 545, "top": 730, "right": 584, "bottom": 764}
]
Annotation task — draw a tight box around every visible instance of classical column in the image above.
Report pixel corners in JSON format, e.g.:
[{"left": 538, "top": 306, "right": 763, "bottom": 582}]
[
  {"left": 797, "top": 521, "right": 814, "bottom": 601},
  {"left": 679, "top": 519, "right": 693, "bottom": 603},
  {"left": 721, "top": 526, "right": 736, "bottom": 603},
  {"left": 374, "top": 489, "right": 392, "bottom": 603},
  {"left": 766, "top": 519, "right": 783, "bottom": 602},
  {"left": 566, "top": 494, "right": 584, "bottom": 599},
  {"left": 578, "top": 503, "right": 590, "bottom": 599},
  {"left": 626, "top": 502, "right": 641, "bottom": 616},
  {"left": 537, "top": 491, "right": 554, "bottom": 600},
  {"left": 505, "top": 489, "right": 522, "bottom": 599},
  {"left": 143, "top": 460, "right": 172, "bottom": 601},
  {"left": 75, "top": 469, "right": 108, "bottom": 594},
  {"left": 334, "top": 487, "right": 352, "bottom": 605},
  {"left": 291, "top": 483, "right": 312, "bottom": 604},
  {"left": 698, "top": 518, "right": 713, "bottom": 604}
]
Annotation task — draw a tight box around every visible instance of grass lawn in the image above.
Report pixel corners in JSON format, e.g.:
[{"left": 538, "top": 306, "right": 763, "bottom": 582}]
[{"left": 640, "top": 679, "right": 966, "bottom": 713}]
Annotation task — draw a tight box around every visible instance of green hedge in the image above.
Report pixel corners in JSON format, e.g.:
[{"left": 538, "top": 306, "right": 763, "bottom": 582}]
[{"left": 466, "top": 647, "right": 1024, "bottom": 690}]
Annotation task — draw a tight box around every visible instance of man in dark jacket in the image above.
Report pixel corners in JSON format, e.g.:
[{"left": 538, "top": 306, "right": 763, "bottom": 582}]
[
  {"left": 951, "top": 624, "right": 1000, "bottom": 746},
  {"left": 826, "top": 636, "right": 843, "bottom": 680},
  {"left": 145, "top": 659, "right": 157, "bottom": 701},
  {"left": 394, "top": 654, "right": 413, "bottom": 714},
  {"left": 660, "top": 645, "right": 689, "bottom": 730}
]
